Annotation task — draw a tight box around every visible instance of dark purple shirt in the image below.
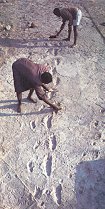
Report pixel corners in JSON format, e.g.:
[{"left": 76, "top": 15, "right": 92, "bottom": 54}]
[{"left": 12, "top": 58, "right": 49, "bottom": 99}]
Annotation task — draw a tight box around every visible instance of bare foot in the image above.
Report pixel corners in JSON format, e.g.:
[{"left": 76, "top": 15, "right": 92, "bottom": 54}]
[
  {"left": 53, "top": 106, "right": 62, "bottom": 114},
  {"left": 70, "top": 44, "right": 77, "bottom": 48},
  {"left": 27, "top": 97, "right": 37, "bottom": 103},
  {"left": 17, "top": 105, "right": 21, "bottom": 113}
]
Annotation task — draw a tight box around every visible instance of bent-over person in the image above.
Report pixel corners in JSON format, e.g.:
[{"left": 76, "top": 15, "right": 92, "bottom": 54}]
[
  {"left": 49, "top": 7, "right": 82, "bottom": 47},
  {"left": 12, "top": 58, "right": 61, "bottom": 113}
]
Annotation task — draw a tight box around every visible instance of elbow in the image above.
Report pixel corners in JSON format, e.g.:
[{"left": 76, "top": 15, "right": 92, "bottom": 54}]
[{"left": 37, "top": 94, "right": 46, "bottom": 101}]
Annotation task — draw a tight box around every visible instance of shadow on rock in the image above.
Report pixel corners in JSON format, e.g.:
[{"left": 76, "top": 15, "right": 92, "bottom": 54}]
[
  {"left": 0, "top": 37, "right": 67, "bottom": 49},
  {"left": 0, "top": 99, "right": 53, "bottom": 117}
]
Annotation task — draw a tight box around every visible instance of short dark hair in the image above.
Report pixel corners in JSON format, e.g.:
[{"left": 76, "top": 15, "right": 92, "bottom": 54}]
[
  {"left": 41, "top": 72, "right": 52, "bottom": 84},
  {"left": 53, "top": 8, "right": 60, "bottom": 17}
]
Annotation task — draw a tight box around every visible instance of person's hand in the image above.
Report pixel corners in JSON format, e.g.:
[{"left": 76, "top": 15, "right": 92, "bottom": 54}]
[
  {"left": 49, "top": 35, "right": 57, "bottom": 38},
  {"left": 49, "top": 88, "right": 58, "bottom": 92},
  {"left": 17, "top": 105, "right": 21, "bottom": 113},
  {"left": 63, "top": 38, "right": 70, "bottom": 41},
  {"left": 53, "top": 105, "right": 62, "bottom": 114}
]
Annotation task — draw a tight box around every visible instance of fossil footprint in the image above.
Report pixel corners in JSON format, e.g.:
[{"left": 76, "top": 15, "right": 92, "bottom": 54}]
[
  {"left": 49, "top": 134, "right": 57, "bottom": 151},
  {"left": 43, "top": 154, "right": 52, "bottom": 177},
  {"left": 52, "top": 184, "right": 62, "bottom": 205}
]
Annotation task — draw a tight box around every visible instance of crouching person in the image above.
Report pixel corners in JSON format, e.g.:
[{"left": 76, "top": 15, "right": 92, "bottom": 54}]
[{"left": 12, "top": 58, "right": 61, "bottom": 113}]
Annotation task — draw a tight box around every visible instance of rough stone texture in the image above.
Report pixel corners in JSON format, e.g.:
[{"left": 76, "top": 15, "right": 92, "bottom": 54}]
[
  {"left": 82, "top": 0, "right": 105, "bottom": 39},
  {"left": 0, "top": 0, "right": 105, "bottom": 209}
]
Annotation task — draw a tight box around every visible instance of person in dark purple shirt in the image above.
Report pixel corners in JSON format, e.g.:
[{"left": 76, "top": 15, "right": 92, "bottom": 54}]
[
  {"left": 12, "top": 58, "right": 61, "bottom": 113},
  {"left": 50, "top": 7, "right": 82, "bottom": 47}
]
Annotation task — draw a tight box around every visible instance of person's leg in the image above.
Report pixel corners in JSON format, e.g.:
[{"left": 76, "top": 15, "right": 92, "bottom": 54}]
[
  {"left": 73, "top": 26, "right": 78, "bottom": 45},
  {"left": 16, "top": 92, "right": 22, "bottom": 113},
  {"left": 68, "top": 25, "right": 72, "bottom": 40},
  {"left": 64, "top": 25, "right": 72, "bottom": 41},
  {"left": 27, "top": 88, "right": 37, "bottom": 103}
]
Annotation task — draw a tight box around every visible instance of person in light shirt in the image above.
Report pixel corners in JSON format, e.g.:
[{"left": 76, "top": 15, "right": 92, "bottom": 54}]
[{"left": 50, "top": 7, "right": 82, "bottom": 47}]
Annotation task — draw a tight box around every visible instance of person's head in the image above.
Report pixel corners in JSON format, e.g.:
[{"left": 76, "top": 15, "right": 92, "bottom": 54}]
[
  {"left": 53, "top": 8, "right": 61, "bottom": 17},
  {"left": 41, "top": 72, "right": 52, "bottom": 84}
]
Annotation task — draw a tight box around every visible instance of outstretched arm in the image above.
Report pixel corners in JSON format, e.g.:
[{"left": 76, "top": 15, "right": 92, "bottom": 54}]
[
  {"left": 35, "top": 86, "right": 62, "bottom": 113},
  {"left": 49, "top": 20, "right": 66, "bottom": 38},
  {"left": 42, "top": 83, "right": 49, "bottom": 91},
  {"left": 56, "top": 20, "right": 66, "bottom": 36},
  {"left": 41, "top": 96, "right": 62, "bottom": 113}
]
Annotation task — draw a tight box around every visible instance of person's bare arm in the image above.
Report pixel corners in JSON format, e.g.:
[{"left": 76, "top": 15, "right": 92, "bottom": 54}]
[
  {"left": 56, "top": 20, "right": 66, "bottom": 36},
  {"left": 49, "top": 20, "right": 66, "bottom": 38},
  {"left": 42, "top": 83, "right": 49, "bottom": 91},
  {"left": 41, "top": 96, "right": 62, "bottom": 113},
  {"left": 35, "top": 86, "right": 61, "bottom": 113}
]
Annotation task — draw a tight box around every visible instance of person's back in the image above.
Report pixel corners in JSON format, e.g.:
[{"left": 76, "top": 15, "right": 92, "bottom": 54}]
[
  {"left": 12, "top": 58, "right": 61, "bottom": 113},
  {"left": 60, "top": 7, "right": 78, "bottom": 20},
  {"left": 49, "top": 6, "right": 82, "bottom": 46},
  {"left": 12, "top": 58, "right": 48, "bottom": 92}
]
